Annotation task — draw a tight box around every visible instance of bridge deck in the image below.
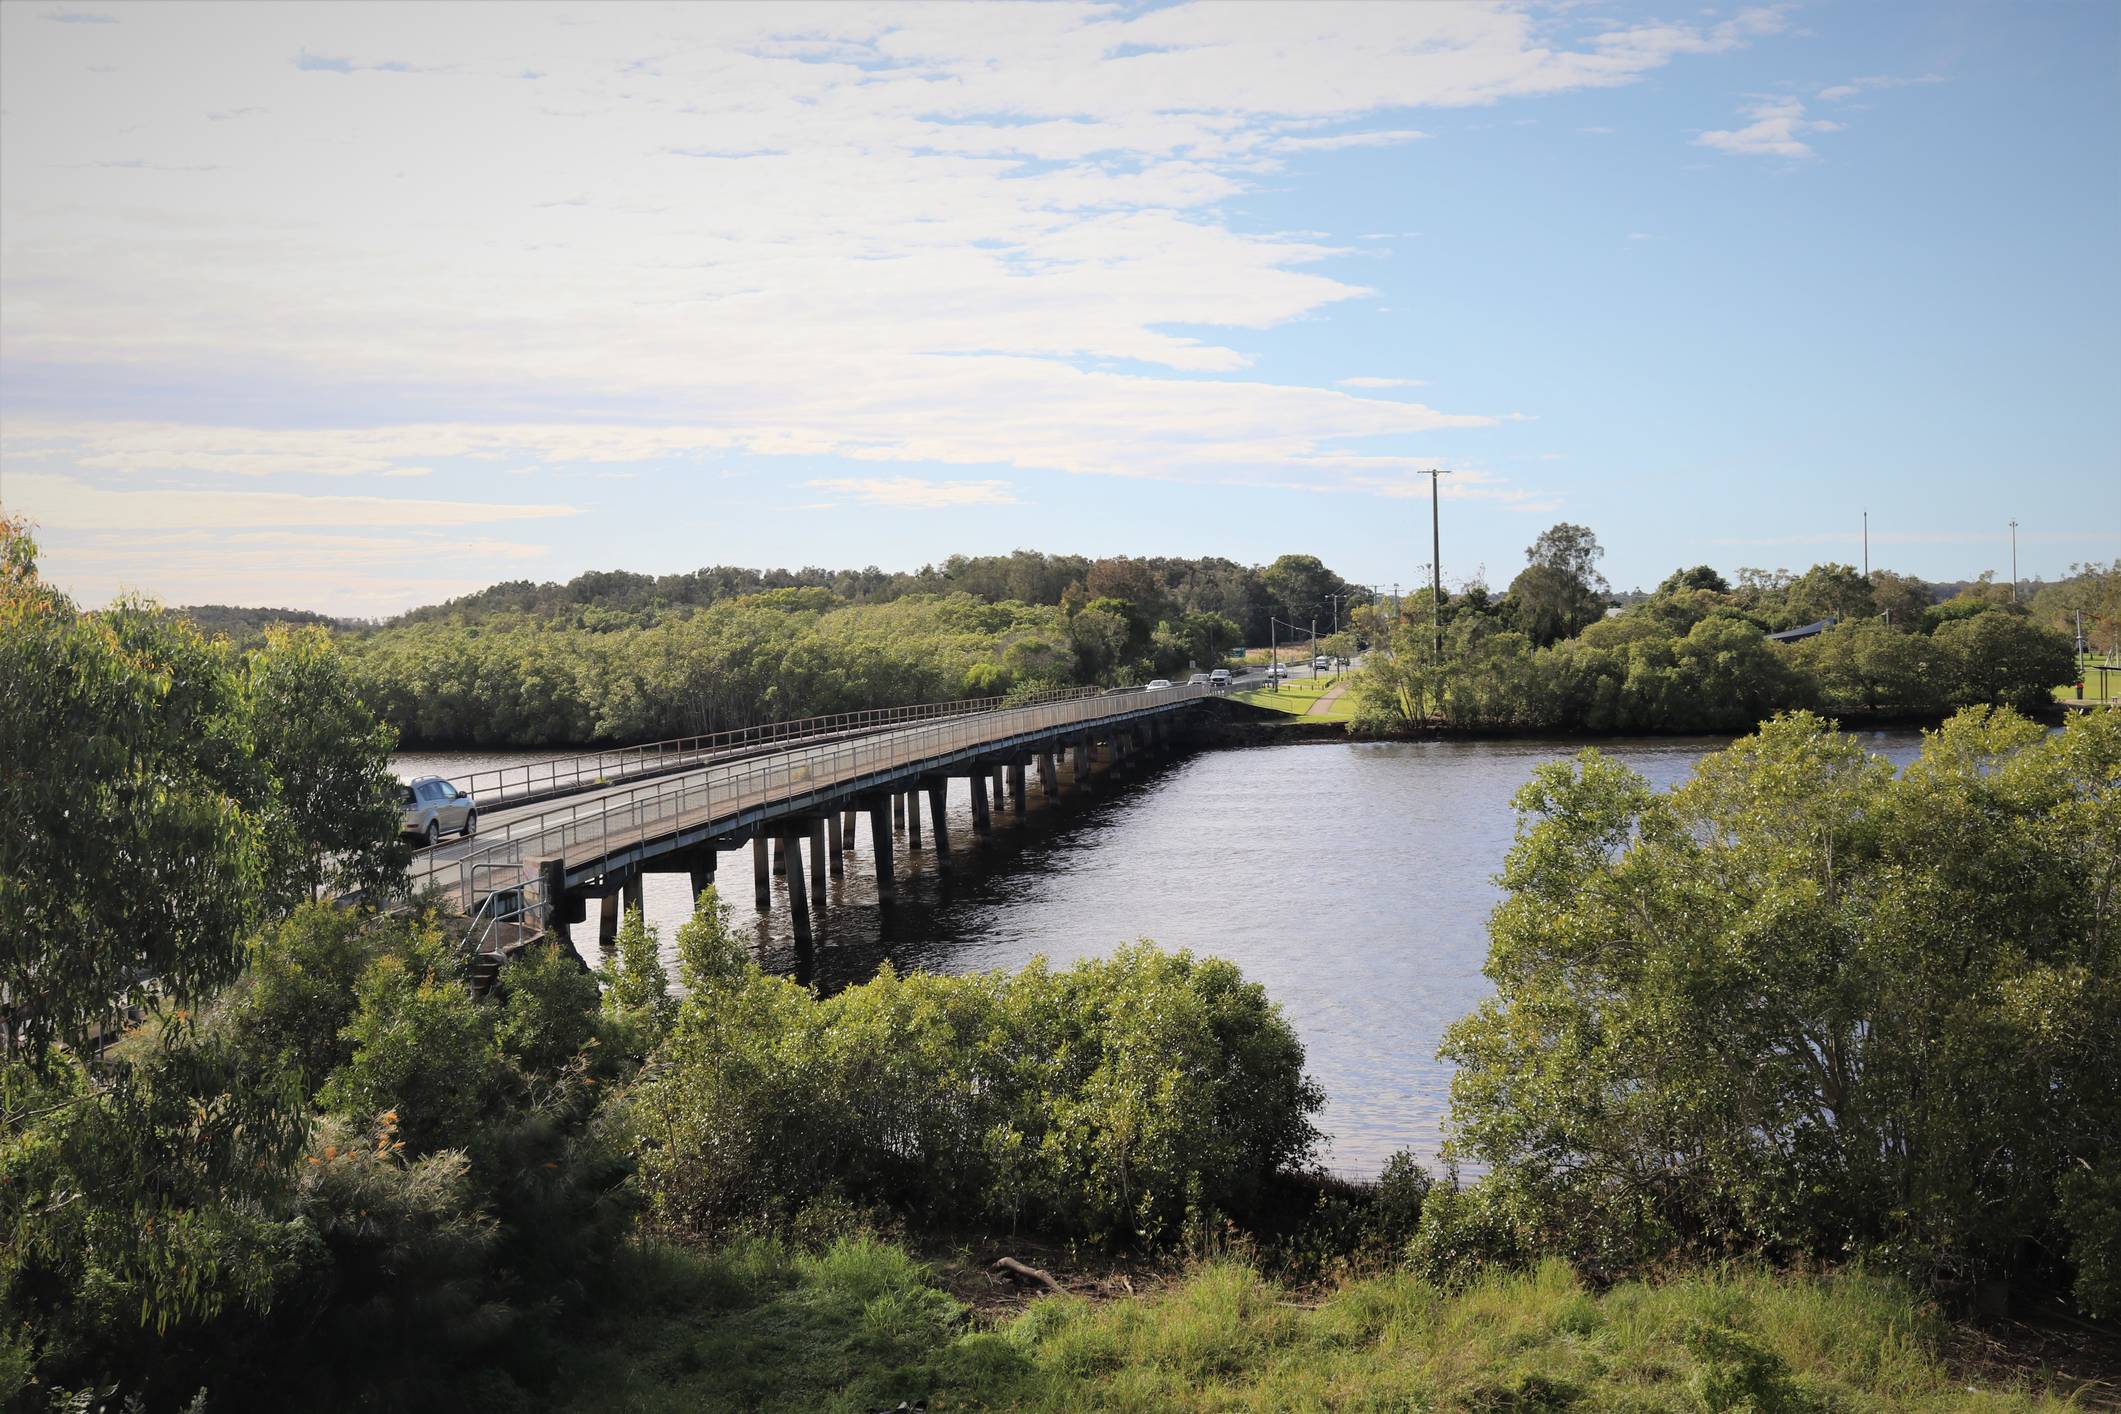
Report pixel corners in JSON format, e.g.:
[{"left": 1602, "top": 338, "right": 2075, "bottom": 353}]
[
  {"left": 412, "top": 686, "right": 1100, "bottom": 817},
  {"left": 418, "top": 683, "right": 1208, "bottom": 913}
]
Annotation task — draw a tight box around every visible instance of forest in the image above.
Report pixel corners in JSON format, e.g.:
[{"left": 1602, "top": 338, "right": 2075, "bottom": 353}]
[{"left": 300, "top": 551, "right": 1370, "bottom": 747}]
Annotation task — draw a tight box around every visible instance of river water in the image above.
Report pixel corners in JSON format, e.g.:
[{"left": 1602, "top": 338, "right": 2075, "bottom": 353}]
[{"left": 396, "top": 730, "right": 1925, "bottom": 1173}]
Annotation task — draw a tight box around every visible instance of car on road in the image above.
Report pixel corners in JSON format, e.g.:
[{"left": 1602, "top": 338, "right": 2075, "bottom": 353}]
[
  {"left": 1313, "top": 655, "right": 1330, "bottom": 670},
  {"left": 1147, "top": 678, "right": 1173, "bottom": 689},
  {"left": 401, "top": 776, "right": 478, "bottom": 846},
  {"left": 1264, "top": 664, "right": 1288, "bottom": 680},
  {"left": 1187, "top": 672, "right": 1210, "bottom": 685},
  {"left": 1209, "top": 668, "right": 1230, "bottom": 688}
]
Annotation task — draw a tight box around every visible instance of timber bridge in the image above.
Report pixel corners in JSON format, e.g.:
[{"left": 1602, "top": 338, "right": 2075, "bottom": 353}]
[{"left": 425, "top": 682, "right": 1214, "bottom": 958}]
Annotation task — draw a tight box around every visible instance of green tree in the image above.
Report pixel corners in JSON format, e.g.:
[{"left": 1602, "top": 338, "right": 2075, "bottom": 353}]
[
  {"left": 1867, "top": 569, "right": 1933, "bottom": 628},
  {"left": 245, "top": 625, "right": 408, "bottom": 906},
  {"left": 1506, "top": 524, "right": 1610, "bottom": 647},
  {"left": 1932, "top": 609, "right": 2075, "bottom": 712},
  {"left": 0, "top": 519, "right": 268, "bottom": 1064},
  {"left": 1442, "top": 709, "right": 2121, "bottom": 1312}
]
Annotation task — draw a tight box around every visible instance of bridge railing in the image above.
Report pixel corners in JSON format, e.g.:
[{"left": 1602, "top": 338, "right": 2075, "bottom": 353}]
[
  {"left": 420, "top": 683, "right": 1207, "bottom": 909},
  {"left": 423, "top": 685, "right": 1102, "bottom": 811}
]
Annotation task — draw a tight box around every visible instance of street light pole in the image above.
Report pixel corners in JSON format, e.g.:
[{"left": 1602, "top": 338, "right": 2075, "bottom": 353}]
[
  {"left": 1862, "top": 509, "right": 1868, "bottom": 580},
  {"left": 2009, "top": 520, "right": 2019, "bottom": 601}
]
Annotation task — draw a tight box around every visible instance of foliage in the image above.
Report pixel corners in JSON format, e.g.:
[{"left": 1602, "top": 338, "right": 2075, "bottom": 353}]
[
  {"left": 1508, "top": 523, "right": 1611, "bottom": 646},
  {"left": 631, "top": 904, "right": 1322, "bottom": 1247},
  {"left": 1440, "top": 709, "right": 2121, "bottom": 1313},
  {"left": 334, "top": 551, "right": 1364, "bottom": 745},
  {"left": 4, "top": 902, "right": 643, "bottom": 1410},
  {"left": 1, "top": 519, "right": 269, "bottom": 1064},
  {"left": 1354, "top": 541, "right": 2075, "bottom": 733},
  {"left": 244, "top": 624, "right": 408, "bottom": 905},
  {"left": 547, "top": 1239, "right": 2077, "bottom": 1412}
]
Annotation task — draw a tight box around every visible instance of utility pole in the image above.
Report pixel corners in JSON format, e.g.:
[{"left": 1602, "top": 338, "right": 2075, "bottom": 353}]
[
  {"left": 1423, "top": 468, "right": 1452, "bottom": 655},
  {"left": 1269, "top": 616, "right": 1277, "bottom": 693},
  {"left": 1311, "top": 617, "right": 1317, "bottom": 678},
  {"left": 1862, "top": 509, "right": 1868, "bottom": 580},
  {"left": 1391, "top": 583, "right": 1400, "bottom": 621},
  {"left": 2009, "top": 520, "right": 2019, "bottom": 601}
]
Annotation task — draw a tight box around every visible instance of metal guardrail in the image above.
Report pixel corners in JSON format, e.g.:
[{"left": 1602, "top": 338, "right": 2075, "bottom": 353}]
[
  {"left": 421, "top": 683, "right": 1209, "bottom": 914},
  {"left": 419, "top": 686, "right": 1102, "bottom": 812}
]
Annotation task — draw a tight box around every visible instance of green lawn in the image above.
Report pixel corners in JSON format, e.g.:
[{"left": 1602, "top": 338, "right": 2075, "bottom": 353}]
[
  {"left": 2057, "top": 657, "right": 2121, "bottom": 704},
  {"left": 1231, "top": 674, "right": 1358, "bottom": 722},
  {"left": 551, "top": 1238, "right": 2087, "bottom": 1412}
]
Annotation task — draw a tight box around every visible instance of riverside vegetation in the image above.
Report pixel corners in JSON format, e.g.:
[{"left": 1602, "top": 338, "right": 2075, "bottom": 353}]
[
  {"left": 5, "top": 514, "right": 2118, "bottom": 1410},
  {"left": 1350, "top": 526, "right": 2095, "bottom": 734},
  {"left": 185, "top": 533, "right": 2114, "bottom": 747}
]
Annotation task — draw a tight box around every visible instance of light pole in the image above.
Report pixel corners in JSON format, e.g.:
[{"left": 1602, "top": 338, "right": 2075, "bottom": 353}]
[
  {"left": 2009, "top": 520, "right": 2019, "bottom": 601},
  {"left": 1423, "top": 468, "right": 1452, "bottom": 655},
  {"left": 1862, "top": 508, "right": 1868, "bottom": 580}
]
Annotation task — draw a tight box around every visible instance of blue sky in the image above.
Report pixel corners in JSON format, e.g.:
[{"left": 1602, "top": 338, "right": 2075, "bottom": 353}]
[{"left": 1, "top": 1, "right": 2114, "bottom": 615}]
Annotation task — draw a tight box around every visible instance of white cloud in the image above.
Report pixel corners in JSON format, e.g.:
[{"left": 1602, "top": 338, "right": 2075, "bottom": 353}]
[
  {"left": 1817, "top": 73, "right": 1945, "bottom": 102},
  {"left": 1273, "top": 129, "right": 1429, "bottom": 152},
  {"left": 805, "top": 477, "right": 1020, "bottom": 509},
  {"left": 1338, "top": 376, "right": 1426, "bottom": 389},
  {"left": 3, "top": 471, "right": 578, "bottom": 531},
  {"left": 1695, "top": 96, "right": 1840, "bottom": 159},
  {"left": 0, "top": 0, "right": 1787, "bottom": 598}
]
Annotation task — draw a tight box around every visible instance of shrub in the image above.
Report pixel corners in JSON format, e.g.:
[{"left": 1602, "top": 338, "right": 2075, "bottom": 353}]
[
  {"left": 630, "top": 909, "right": 1321, "bottom": 1246},
  {"left": 1442, "top": 707, "right": 2121, "bottom": 1310}
]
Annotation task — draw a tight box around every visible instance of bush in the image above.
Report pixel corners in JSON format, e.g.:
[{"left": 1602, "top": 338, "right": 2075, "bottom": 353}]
[
  {"left": 629, "top": 905, "right": 1321, "bottom": 1246},
  {"left": 1441, "top": 708, "right": 2121, "bottom": 1311}
]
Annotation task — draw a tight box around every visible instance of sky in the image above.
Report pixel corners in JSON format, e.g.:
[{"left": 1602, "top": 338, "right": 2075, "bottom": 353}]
[{"left": 1, "top": 0, "right": 2115, "bottom": 617}]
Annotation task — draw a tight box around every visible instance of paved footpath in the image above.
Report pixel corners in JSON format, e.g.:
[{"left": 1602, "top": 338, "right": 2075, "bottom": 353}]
[{"left": 1306, "top": 679, "right": 1351, "bottom": 716}]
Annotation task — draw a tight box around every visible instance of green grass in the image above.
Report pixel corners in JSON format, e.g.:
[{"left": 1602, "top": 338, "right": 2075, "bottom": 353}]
[
  {"left": 1232, "top": 674, "right": 1358, "bottom": 723},
  {"left": 549, "top": 1239, "right": 2085, "bottom": 1412},
  {"left": 2056, "top": 657, "right": 2121, "bottom": 704}
]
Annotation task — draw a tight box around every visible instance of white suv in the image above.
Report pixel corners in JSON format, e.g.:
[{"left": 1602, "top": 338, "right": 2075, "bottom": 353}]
[{"left": 400, "top": 776, "right": 477, "bottom": 846}]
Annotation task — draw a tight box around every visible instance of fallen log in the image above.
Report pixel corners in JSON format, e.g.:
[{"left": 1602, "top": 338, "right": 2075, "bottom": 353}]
[{"left": 990, "top": 1256, "right": 1063, "bottom": 1294}]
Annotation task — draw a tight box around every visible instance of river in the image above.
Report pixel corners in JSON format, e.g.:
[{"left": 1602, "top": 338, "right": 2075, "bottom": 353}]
[{"left": 396, "top": 730, "right": 1926, "bottom": 1173}]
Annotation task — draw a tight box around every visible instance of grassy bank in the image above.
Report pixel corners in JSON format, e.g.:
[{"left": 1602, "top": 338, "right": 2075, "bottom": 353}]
[
  {"left": 1231, "top": 674, "right": 1357, "bottom": 722},
  {"left": 550, "top": 1237, "right": 2099, "bottom": 1412}
]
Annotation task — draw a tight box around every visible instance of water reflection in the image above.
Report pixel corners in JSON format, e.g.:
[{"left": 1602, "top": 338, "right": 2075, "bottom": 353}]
[{"left": 400, "top": 730, "right": 1924, "bottom": 1173}]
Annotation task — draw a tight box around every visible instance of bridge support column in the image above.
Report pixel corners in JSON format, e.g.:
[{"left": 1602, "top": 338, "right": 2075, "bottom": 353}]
[
  {"left": 598, "top": 888, "right": 621, "bottom": 949},
  {"left": 1038, "top": 751, "right": 1059, "bottom": 796},
  {"left": 868, "top": 798, "right": 895, "bottom": 901},
  {"left": 842, "top": 808, "right": 858, "bottom": 856},
  {"left": 991, "top": 764, "right": 1006, "bottom": 810},
  {"left": 772, "top": 836, "right": 788, "bottom": 877},
  {"left": 809, "top": 818, "right": 827, "bottom": 892},
  {"left": 623, "top": 873, "right": 644, "bottom": 918},
  {"left": 827, "top": 812, "right": 845, "bottom": 878},
  {"left": 906, "top": 787, "right": 922, "bottom": 847},
  {"left": 539, "top": 857, "right": 571, "bottom": 947},
  {"left": 893, "top": 792, "right": 905, "bottom": 827},
  {"left": 1009, "top": 761, "right": 1027, "bottom": 819},
  {"left": 968, "top": 771, "right": 992, "bottom": 836},
  {"left": 753, "top": 836, "right": 771, "bottom": 911},
  {"left": 1073, "top": 736, "right": 1094, "bottom": 790},
  {"left": 689, "top": 853, "right": 716, "bottom": 905},
  {"left": 925, "top": 780, "right": 951, "bottom": 867},
  {"left": 785, "top": 832, "right": 813, "bottom": 948}
]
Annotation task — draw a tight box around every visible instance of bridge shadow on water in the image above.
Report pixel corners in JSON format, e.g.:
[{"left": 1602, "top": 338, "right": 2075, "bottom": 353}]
[{"left": 619, "top": 750, "right": 1198, "bottom": 997}]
